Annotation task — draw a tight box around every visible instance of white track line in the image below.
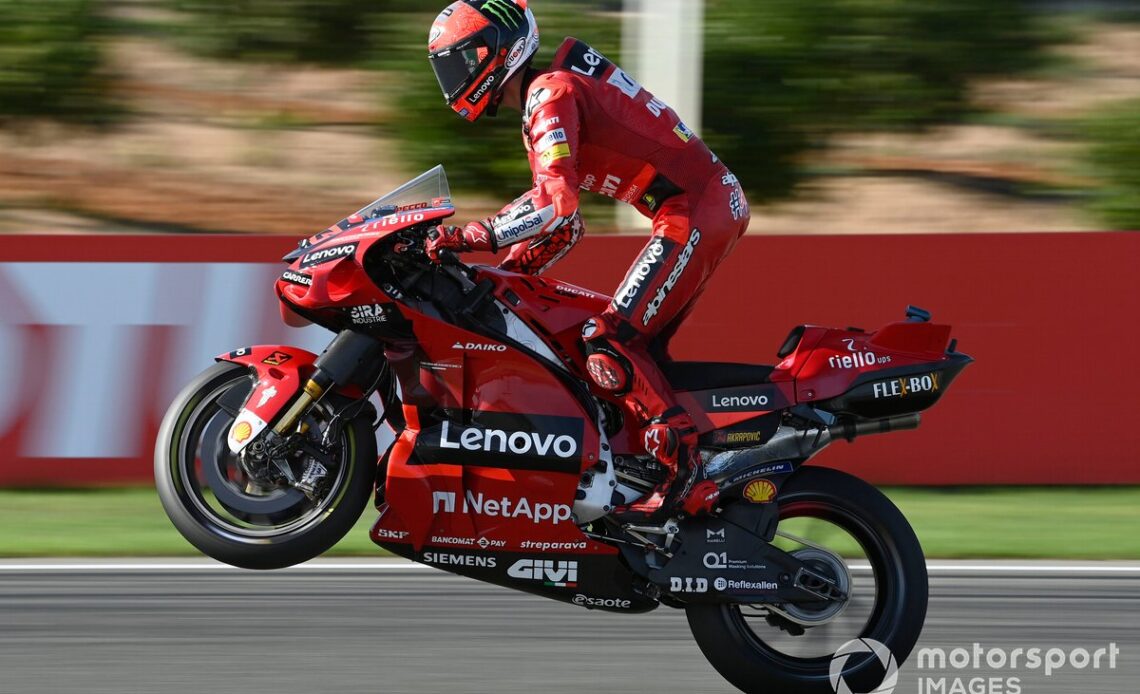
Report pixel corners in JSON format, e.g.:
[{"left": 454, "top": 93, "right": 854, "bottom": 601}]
[{"left": 0, "top": 561, "right": 1138, "bottom": 574}]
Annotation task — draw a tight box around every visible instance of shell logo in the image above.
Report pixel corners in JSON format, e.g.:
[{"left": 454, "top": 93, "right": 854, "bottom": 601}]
[
  {"left": 743, "top": 479, "right": 777, "bottom": 504},
  {"left": 232, "top": 421, "right": 253, "bottom": 443}
]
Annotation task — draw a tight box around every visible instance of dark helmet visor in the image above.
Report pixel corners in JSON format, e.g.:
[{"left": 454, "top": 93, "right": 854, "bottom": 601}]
[{"left": 430, "top": 39, "right": 491, "bottom": 104}]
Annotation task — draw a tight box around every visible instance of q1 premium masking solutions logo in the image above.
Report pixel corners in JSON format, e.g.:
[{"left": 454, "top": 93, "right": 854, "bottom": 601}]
[{"left": 829, "top": 639, "right": 1122, "bottom": 694}]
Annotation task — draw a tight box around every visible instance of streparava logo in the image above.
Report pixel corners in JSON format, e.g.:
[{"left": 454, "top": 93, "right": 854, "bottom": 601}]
[{"left": 830, "top": 638, "right": 899, "bottom": 694}]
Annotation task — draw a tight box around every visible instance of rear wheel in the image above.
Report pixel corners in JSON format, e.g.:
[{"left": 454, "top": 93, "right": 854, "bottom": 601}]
[
  {"left": 686, "top": 466, "right": 927, "bottom": 694},
  {"left": 155, "top": 362, "right": 377, "bottom": 570}
]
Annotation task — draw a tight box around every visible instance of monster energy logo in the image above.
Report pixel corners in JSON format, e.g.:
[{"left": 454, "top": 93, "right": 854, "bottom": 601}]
[{"left": 481, "top": 0, "right": 522, "bottom": 28}]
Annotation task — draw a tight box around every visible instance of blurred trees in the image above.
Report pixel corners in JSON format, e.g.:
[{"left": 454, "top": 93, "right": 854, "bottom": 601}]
[
  {"left": 0, "top": 0, "right": 107, "bottom": 120},
  {"left": 703, "top": 0, "right": 1054, "bottom": 202},
  {"left": 1083, "top": 99, "right": 1140, "bottom": 230}
]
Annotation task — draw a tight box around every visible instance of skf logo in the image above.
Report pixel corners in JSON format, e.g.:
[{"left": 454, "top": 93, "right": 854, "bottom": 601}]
[
  {"left": 670, "top": 576, "right": 708, "bottom": 593},
  {"left": 508, "top": 559, "right": 578, "bottom": 587},
  {"left": 873, "top": 372, "right": 941, "bottom": 399},
  {"left": 743, "top": 479, "right": 777, "bottom": 504}
]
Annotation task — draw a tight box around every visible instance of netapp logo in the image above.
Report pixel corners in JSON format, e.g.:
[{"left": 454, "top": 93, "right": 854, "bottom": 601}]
[
  {"left": 299, "top": 243, "right": 357, "bottom": 268},
  {"left": 440, "top": 420, "right": 578, "bottom": 459},
  {"left": 422, "top": 552, "right": 497, "bottom": 568},
  {"left": 431, "top": 491, "right": 573, "bottom": 525},
  {"left": 508, "top": 559, "right": 578, "bottom": 586}
]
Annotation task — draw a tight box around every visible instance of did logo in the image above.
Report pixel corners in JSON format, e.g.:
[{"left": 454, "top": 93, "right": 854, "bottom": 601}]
[{"left": 830, "top": 638, "right": 899, "bottom": 694}]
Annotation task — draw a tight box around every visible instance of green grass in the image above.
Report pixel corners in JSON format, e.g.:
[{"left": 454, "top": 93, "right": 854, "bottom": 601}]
[{"left": 0, "top": 486, "right": 1137, "bottom": 559}]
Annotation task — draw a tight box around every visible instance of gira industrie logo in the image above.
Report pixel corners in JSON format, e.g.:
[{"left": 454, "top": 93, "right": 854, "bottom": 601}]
[{"left": 481, "top": 0, "right": 522, "bottom": 28}]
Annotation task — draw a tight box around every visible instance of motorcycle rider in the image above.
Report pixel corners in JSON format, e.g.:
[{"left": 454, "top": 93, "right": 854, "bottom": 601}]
[{"left": 425, "top": 0, "right": 750, "bottom": 522}]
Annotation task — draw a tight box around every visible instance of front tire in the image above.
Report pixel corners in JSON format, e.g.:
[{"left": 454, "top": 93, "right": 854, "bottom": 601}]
[
  {"left": 686, "top": 466, "right": 927, "bottom": 694},
  {"left": 155, "top": 362, "right": 377, "bottom": 570}
]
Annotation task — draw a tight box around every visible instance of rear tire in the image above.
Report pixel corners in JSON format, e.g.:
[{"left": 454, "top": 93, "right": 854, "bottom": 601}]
[
  {"left": 686, "top": 466, "right": 927, "bottom": 694},
  {"left": 155, "top": 362, "right": 377, "bottom": 570}
]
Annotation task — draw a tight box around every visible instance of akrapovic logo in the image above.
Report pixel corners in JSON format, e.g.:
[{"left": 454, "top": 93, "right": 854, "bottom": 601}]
[
  {"left": 431, "top": 490, "right": 573, "bottom": 525},
  {"left": 642, "top": 228, "right": 700, "bottom": 325},
  {"left": 280, "top": 270, "right": 312, "bottom": 286},
  {"left": 299, "top": 243, "right": 357, "bottom": 269},
  {"left": 613, "top": 238, "right": 667, "bottom": 311},
  {"left": 466, "top": 72, "right": 496, "bottom": 104},
  {"left": 508, "top": 559, "right": 578, "bottom": 587}
]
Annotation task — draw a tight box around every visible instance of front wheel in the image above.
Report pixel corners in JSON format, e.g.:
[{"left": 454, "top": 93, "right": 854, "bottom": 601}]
[
  {"left": 155, "top": 362, "right": 377, "bottom": 570},
  {"left": 686, "top": 466, "right": 928, "bottom": 694}
]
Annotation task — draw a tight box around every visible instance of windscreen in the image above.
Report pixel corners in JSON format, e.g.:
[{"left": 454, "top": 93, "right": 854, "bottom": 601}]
[{"left": 353, "top": 165, "right": 452, "bottom": 220}]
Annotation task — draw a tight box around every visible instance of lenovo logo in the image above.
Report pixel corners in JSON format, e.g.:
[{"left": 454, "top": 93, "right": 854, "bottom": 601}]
[
  {"left": 299, "top": 243, "right": 357, "bottom": 269},
  {"left": 439, "top": 420, "right": 578, "bottom": 459},
  {"left": 711, "top": 394, "right": 769, "bottom": 409}
]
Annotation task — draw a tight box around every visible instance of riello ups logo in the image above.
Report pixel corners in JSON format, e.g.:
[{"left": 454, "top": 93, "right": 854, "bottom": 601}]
[{"left": 416, "top": 411, "right": 585, "bottom": 473}]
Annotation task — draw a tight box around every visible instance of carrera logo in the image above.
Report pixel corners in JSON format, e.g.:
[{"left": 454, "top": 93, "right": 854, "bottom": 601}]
[
  {"left": 874, "top": 372, "right": 941, "bottom": 399},
  {"left": 466, "top": 72, "right": 496, "bottom": 104},
  {"left": 452, "top": 341, "right": 506, "bottom": 352},
  {"left": 431, "top": 490, "right": 574, "bottom": 526},
  {"left": 573, "top": 594, "right": 632, "bottom": 609},
  {"left": 280, "top": 270, "right": 312, "bottom": 287},
  {"left": 440, "top": 420, "right": 578, "bottom": 458},
  {"left": 508, "top": 559, "right": 578, "bottom": 587},
  {"left": 643, "top": 228, "right": 700, "bottom": 325},
  {"left": 299, "top": 243, "right": 357, "bottom": 269}
]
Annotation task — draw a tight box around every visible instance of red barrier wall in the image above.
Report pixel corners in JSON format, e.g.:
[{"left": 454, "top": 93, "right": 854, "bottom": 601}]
[{"left": 3, "top": 232, "right": 1138, "bottom": 485}]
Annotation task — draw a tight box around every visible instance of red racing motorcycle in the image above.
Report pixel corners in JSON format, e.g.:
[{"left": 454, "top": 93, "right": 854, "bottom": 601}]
[{"left": 156, "top": 166, "right": 972, "bottom": 694}]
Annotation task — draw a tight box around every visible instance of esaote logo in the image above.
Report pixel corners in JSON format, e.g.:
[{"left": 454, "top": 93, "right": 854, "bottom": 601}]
[{"left": 830, "top": 638, "right": 899, "bottom": 694}]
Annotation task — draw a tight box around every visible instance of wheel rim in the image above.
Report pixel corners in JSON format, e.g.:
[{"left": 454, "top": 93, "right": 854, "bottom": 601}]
[
  {"left": 724, "top": 496, "right": 902, "bottom": 677},
  {"left": 170, "top": 371, "right": 355, "bottom": 543}
]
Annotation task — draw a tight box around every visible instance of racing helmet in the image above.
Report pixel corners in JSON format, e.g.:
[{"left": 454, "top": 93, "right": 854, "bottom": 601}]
[{"left": 429, "top": 0, "right": 540, "bottom": 122}]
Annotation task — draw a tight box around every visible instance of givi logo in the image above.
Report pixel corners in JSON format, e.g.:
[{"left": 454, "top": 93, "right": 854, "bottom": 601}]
[{"left": 508, "top": 559, "right": 578, "bottom": 587}]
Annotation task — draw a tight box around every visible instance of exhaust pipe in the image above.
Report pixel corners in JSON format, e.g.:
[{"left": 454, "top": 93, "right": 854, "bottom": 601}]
[{"left": 829, "top": 413, "right": 921, "bottom": 442}]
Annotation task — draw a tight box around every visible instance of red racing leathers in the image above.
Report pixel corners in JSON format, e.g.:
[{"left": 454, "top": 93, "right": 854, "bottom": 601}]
[{"left": 456, "top": 38, "right": 751, "bottom": 519}]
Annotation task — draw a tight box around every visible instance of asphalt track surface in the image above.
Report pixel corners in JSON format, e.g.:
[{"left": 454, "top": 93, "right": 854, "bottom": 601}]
[{"left": 0, "top": 560, "right": 1136, "bottom": 694}]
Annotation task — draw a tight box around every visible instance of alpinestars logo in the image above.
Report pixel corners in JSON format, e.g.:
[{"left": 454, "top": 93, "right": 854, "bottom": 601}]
[
  {"left": 642, "top": 228, "right": 700, "bottom": 325},
  {"left": 299, "top": 243, "right": 357, "bottom": 269},
  {"left": 431, "top": 490, "right": 573, "bottom": 525},
  {"left": 508, "top": 559, "right": 578, "bottom": 587}
]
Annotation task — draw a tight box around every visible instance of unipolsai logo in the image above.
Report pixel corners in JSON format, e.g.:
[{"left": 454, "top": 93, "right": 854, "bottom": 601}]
[{"left": 830, "top": 638, "right": 899, "bottom": 694}]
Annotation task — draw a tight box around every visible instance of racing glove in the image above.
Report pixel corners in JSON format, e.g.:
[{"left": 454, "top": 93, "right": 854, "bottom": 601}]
[{"left": 425, "top": 222, "right": 494, "bottom": 262}]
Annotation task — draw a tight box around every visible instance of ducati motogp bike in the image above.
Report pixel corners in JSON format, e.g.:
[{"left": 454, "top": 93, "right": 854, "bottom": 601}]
[{"left": 156, "top": 166, "right": 972, "bottom": 694}]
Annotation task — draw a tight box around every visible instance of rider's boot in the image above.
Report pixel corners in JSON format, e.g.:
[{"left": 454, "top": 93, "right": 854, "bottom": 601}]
[{"left": 582, "top": 317, "right": 720, "bottom": 524}]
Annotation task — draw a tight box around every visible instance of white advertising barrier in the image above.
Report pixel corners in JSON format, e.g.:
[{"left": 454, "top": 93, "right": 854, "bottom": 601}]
[{"left": 0, "top": 262, "right": 340, "bottom": 484}]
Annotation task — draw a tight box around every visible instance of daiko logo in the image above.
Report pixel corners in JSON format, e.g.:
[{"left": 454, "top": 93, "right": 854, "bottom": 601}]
[{"left": 431, "top": 491, "right": 573, "bottom": 525}]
